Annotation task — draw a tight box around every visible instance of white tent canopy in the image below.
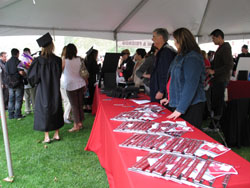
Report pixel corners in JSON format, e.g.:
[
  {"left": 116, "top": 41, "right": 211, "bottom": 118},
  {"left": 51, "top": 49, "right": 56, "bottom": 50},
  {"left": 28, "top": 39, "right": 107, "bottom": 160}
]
[{"left": 1, "top": 0, "right": 250, "bottom": 42}]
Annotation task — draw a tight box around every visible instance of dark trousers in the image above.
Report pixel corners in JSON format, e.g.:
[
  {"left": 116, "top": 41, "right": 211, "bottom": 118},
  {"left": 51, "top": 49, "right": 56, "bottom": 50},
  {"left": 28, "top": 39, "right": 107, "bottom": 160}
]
[
  {"left": 8, "top": 86, "right": 24, "bottom": 119},
  {"left": 3, "top": 85, "right": 9, "bottom": 110},
  {"left": 167, "top": 102, "right": 205, "bottom": 129},
  {"left": 211, "top": 81, "right": 227, "bottom": 118},
  {"left": 84, "top": 83, "right": 95, "bottom": 106},
  {"left": 181, "top": 102, "right": 205, "bottom": 129},
  {"left": 67, "top": 87, "right": 84, "bottom": 123}
]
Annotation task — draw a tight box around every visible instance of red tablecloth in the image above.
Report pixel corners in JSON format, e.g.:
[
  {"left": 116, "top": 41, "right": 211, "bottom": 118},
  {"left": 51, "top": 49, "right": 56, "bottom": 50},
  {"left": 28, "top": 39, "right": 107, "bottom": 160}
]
[
  {"left": 91, "top": 86, "right": 100, "bottom": 115},
  {"left": 85, "top": 88, "right": 250, "bottom": 188},
  {"left": 227, "top": 80, "right": 250, "bottom": 101}
]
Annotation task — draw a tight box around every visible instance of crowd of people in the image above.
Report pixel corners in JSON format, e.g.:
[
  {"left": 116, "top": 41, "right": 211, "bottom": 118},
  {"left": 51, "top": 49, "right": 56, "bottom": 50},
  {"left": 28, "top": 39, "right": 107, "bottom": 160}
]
[
  {"left": 114, "top": 27, "right": 235, "bottom": 131},
  {"left": 0, "top": 27, "right": 246, "bottom": 143},
  {"left": 0, "top": 33, "right": 100, "bottom": 143}
]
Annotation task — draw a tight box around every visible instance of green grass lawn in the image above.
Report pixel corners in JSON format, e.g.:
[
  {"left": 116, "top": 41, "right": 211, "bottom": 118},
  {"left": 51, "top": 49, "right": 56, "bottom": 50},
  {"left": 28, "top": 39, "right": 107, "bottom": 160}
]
[
  {"left": 1, "top": 110, "right": 250, "bottom": 188},
  {"left": 0, "top": 112, "right": 109, "bottom": 188}
]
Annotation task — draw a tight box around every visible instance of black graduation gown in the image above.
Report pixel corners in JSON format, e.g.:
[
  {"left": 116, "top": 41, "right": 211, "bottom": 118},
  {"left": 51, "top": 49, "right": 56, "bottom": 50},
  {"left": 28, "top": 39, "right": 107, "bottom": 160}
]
[{"left": 28, "top": 54, "right": 64, "bottom": 132}]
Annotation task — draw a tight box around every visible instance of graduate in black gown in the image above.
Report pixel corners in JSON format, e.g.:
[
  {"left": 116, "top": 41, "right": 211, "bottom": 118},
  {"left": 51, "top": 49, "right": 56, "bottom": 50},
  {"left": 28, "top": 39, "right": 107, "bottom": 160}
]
[
  {"left": 28, "top": 33, "right": 64, "bottom": 143},
  {"left": 84, "top": 48, "right": 100, "bottom": 112}
]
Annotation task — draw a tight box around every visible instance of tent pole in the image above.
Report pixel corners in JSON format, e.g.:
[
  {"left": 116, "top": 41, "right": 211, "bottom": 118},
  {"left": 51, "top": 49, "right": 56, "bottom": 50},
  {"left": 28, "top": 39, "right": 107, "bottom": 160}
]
[
  {"left": 116, "top": 40, "right": 118, "bottom": 53},
  {"left": 52, "top": 28, "right": 56, "bottom": 41},
  {"left": 0, "top": 69, "right": 14, "bottom": 181},
  {"left": 196, "top": 36, "right": 199, "bottom": 44},
  {"left": 114, "top": 32, "right": 118, "bottom": 52}
]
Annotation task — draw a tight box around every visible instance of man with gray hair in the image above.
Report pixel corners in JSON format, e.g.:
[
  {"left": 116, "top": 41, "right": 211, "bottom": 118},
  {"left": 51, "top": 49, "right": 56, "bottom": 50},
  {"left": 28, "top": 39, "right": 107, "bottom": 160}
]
[
  {"left": 0, "top": 51, "right": 9, "bottom": 109},
  {"left": 150, "top": 28, "right": 176, "bottom": 102}
]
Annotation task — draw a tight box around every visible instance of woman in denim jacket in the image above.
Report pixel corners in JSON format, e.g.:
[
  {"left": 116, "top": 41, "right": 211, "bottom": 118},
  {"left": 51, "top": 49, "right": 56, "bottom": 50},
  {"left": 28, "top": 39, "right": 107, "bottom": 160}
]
[{"left": 160, "top": 28, "right": 206, "bottom": 129}]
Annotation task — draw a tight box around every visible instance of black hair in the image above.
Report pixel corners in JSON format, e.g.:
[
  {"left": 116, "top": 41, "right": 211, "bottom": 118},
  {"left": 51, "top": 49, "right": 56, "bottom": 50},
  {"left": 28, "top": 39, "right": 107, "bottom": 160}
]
[
  {"left": 23, "top": 48, "right": 31, "bottom": 53},
  {"left": 210, "top": 29, "right": 224, "bottom": 39},
  {"left": 208, "top": 50, "right": 215, "bottom": 55},
  {"left": 242, "top": 44, "right": 248, "bottom": 50},
  {"left": 11, "top": 48, "right": 19, "bottom": 57},
  {"left": 65, "top": 43, "right": 77, "bottom": 60},
  {"left": 86, "top": 49, "right": 98, "bottom": 63},
  {"left": 136, "top": 48, "right": 146, "bottom": 58}
]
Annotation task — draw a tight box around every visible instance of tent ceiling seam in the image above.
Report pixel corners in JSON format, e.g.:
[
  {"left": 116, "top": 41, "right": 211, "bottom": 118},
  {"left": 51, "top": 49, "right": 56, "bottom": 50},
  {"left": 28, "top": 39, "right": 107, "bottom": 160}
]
[
  {"left": 113, "top": 0, "right": 149, "bottom": 35},
  {"left": 197, "top": 0, "right": 210, "bottom": 36},
  {"left": 0, "top": 0, "right": 22, "bottom": 10}
]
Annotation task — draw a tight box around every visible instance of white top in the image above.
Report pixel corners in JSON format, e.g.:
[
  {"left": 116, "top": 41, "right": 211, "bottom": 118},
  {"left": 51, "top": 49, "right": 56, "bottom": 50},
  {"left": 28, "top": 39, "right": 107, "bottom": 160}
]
[
  {"left": 60, "top": 72, "right": 66, "bottom": 89},
  {"left": 64, "top": 57, "right": 86, "bottom": 91}
]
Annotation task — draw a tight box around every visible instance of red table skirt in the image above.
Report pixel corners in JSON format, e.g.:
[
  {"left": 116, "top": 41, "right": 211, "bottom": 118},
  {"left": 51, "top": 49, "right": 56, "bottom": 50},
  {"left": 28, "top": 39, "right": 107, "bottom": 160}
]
[{"left": 86, "top": 88, "right": 250, "bottom": 188}]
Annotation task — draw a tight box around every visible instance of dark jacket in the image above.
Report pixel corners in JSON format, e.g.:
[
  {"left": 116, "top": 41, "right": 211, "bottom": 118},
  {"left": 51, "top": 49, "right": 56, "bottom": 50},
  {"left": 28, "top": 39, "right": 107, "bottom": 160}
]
[
  {"left": 120, "top": 57, "right": 135, "bottom": 81},
  {"left": 168, "top": 51, "right": 206, "bottom": 114},
  {"left": 85, "top": 58, "right": 99, "bottom": 85},
  {"left": 5, "top": 56, "right": 24, "bottom": 88},
  {"left": 0, "top": 59, "right": 7, "bottom": 85},
  {"left": 136, "top": 54, "right": 155, "bottom": 87},
  {"left": 211, "top": 42, "right": 234, "bottom": 83},
  {"left": 150, "top": 43, "right": 176, "bottom": 102}
]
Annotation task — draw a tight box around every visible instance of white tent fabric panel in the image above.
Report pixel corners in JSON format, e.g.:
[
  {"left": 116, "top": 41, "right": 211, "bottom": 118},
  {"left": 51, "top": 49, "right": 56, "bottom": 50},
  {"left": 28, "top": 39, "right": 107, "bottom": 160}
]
[
  {"left": 198, "top": 0, "right": 250, "bottom": 42},
  {"left": 1, "top": 0, "right": 250, "bottom": 42},
  {"left": 120, "top": 0, "right": 208, "bottom": 35}
]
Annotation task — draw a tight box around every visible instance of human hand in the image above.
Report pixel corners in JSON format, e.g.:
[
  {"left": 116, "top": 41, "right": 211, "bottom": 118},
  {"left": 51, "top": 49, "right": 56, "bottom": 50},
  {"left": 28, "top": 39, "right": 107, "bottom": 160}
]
[
  {"left": 155, "top": 91, "right": 163, "bottom": 100},
  {"left": 207, "top": 69, "right": 215, "bottom": 75},
  {"left": 160, "top": 98, "right": 169, "bottom": 106},
  {"left": 167, "top": 110, "right": 181, "bottom": 120},
  {"left": 143, "top": 73, "right": 150, "bottom": 79},
  {"left": 128, "top": 77, "right": 133, "bottom": 81}
]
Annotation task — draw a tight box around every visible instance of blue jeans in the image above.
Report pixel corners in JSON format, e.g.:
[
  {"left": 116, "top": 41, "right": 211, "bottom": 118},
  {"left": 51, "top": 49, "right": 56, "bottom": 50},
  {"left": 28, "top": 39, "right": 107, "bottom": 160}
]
[{"left": 8, "top": 86, "right": 24, "bottom": 119}]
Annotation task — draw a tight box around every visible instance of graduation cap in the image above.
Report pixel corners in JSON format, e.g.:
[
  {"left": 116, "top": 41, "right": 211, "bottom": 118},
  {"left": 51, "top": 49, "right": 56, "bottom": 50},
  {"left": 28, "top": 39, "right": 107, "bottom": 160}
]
[
  {"left": 36, "top": 32, "right": 53, "bottom": 47},
  {"left": 86, "top": 46, "right": 93, "bottom": 56}
]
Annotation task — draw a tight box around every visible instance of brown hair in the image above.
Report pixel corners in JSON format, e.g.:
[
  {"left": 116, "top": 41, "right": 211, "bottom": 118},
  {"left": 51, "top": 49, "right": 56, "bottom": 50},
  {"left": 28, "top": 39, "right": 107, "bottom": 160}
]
[
  {"left": 65, "top": 43, "right": 77, "bottom": 60},
  {"left": 121, "top": 49, "right": 130, "bottom": 56},
  {"left": 201, "top": 50, "right": 208, "bottom": 59},
  {"left": 173, "top": 27, "right": 200, "bottom": 55},
  {"left": 41, "top": 42, "right": 54, "bottom": 58},
  {"left": 61, "top": 46, "right": 67, "bottom": 58}
]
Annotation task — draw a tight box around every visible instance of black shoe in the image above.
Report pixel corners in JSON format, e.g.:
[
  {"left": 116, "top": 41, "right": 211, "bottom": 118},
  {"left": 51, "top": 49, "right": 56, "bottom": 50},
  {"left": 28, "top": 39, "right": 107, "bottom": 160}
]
[
  {"left": 16, "top": 115, "right": 26, "bottom": 120},
  {"left": 84, "top": 109, "right": 92, "bottom": 113}
]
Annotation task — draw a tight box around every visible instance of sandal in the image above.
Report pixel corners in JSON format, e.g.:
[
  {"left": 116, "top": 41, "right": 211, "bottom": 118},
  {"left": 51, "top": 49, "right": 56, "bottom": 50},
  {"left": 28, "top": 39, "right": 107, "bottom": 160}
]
[
  {"left": 68, "top": 127, "right": 80, "bottom": 132},
  {"left": 52, "top": 137, "right": 61, "bottom": 141},
  {"left": 42, "top": 139, "right": 51, "bottom": 144}
]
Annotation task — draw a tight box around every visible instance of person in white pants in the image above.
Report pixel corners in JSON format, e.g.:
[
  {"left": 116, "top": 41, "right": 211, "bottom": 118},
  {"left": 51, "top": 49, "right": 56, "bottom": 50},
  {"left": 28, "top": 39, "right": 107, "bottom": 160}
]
[{"left": 60, "top": 46, "right": 72, "bottom": 124}]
